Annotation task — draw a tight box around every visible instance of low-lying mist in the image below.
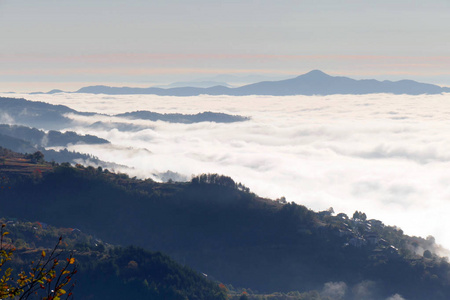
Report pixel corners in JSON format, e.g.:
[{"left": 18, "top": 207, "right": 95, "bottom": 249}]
[
  {"left": 5, "top": 92, "right": 450, "bottom": 251},
  {"left": 321, "top": 280, "right": 407, "bottom": 300}
]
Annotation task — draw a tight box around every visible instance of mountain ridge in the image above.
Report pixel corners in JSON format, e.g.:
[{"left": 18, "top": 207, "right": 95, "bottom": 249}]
[
  {"left": 0, "top": 96, "right": 249, "bottom": 130},
  {"left": 69, "top": 70, "right": 450, "bottom": 96},
  {"left": 2, "top": 147, "right": 450, "bottom": 300}
]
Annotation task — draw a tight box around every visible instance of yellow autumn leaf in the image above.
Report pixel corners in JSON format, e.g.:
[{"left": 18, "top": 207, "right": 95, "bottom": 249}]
[
  {"left": 69, "top": 257, "right": 75, "bottom": 264},
  {"left": 41, "top": 251, "right": 46, "bottom": 258}
]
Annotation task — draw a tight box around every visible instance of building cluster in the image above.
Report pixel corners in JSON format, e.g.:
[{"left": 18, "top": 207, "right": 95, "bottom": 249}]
[{"left": 337, "top": 217, "right": 399, "bottom": 256}]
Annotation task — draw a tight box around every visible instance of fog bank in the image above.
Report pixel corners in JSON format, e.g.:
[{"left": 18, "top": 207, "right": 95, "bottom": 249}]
[{"left": 5, "top": 92, "right": 450, "bottom": 250}]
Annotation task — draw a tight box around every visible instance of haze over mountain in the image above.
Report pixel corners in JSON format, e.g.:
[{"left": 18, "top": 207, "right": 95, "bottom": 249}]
[
  {"left": 0, "top": 97, "right": 249, "bottom": 131},
  {"left": 155, "top": 80, "right": 232, "bottom": 89},
  {"left": 0, "top": 97, "right": 99, "bottom": 130},
  {"left": 0, "top": 124, "right": 109, "bottom": 147},
  {"left": 0, "top": 124, "right": 128, "bottom": 169},
  {"left": 73, "top": 70, "right": 450, "bottom": 96}
]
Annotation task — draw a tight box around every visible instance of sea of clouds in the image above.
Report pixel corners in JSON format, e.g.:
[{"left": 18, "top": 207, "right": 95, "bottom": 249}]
[{"left": 5, "top": 92, "right": 450, "bottom": 251}]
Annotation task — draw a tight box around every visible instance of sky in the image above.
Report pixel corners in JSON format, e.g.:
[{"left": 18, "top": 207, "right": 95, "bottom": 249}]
[
  {"left": 1, "top": 0, "right": 450, "bottom": 91},
  {"left": 6, "top": 91, "right": 450, "bottom": 253}
]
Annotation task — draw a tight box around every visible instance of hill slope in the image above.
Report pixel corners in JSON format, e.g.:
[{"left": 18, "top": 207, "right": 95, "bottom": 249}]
[
  {"left": 0, "top": 134, "right": 119, "bottom": 168},
  {"left": 1, "top": 150, "right": 450, "bottom": 299},
  {"left": 116, "top": 110, "right": 249, "bottom": 123},
  {"left": 0, "top": 97, "right": 249, "bottom": 131},
  {"left": 1, "top": 218, "right": 226, "bottom": 300},
  {"left": 0, "top": 124, "right": 109, "bottom": 147}
]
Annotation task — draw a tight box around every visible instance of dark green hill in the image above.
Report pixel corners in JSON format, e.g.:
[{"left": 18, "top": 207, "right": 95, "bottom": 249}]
[
  {"left": 0, "top": 97, "right": 80, "bottom": 129},
  {"left": 1, "top": 218, "right": 226, "bottom": 300},
  {"left": 0, "top": 135, "right": 123, "bottom": 171},
  {"left": 0, "top": 124, "right": 109, "bottom": 147},
  {"left": 0, "top": 133, "right": 37, "bottom": 154},
  {"left": 0, "top": 97, "right": 249, "bottom": 132},
  {"left": 1, "top": 150, "right": 450, "bottom": 299}
]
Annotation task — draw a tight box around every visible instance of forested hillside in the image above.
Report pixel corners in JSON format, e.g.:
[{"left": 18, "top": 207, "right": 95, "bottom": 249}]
[
  {"left": 1, "top": 148, "right": 450, "bottom": 300},
  {"left": 0, "top": 124, "right": 109, "bottom": 147},
  {"left": 1, "top": 218, "right": 226, "bottom": 300},
  {"left": 116, "top": 110, "right": 249, "bottom": 123}
]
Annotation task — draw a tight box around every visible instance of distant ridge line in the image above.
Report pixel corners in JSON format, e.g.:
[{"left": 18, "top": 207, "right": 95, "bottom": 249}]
[{"left": 50, "top": 70, "right": 450, "bottom": 96}]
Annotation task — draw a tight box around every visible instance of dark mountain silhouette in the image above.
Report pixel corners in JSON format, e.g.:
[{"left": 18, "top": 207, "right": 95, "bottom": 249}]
[
  {"left": 0, "top": 124, "right": 109, "bottom": 147},
  {"left": 0, "top": 97, "right": 248, "bottom": 130},
  {"left": 73, "top": 70, "right": 450, "bottom": 96},
  {"left": 0, "top": 133, "right": 37, "bottom": 154},
  {"left": 0, "top": 97, "right": 95, "bottom": 130},
  {"left": 30, "top": 89, "right": 65, "bottom": 95},
  {"left": 115, "top": 111, "right": 249, "bottom": 123},
  {"left": 0, "top": 133, "right": 120, "bottom": 168},
  {"left": 2, "top": 218, "right": 226, "bottom": 300},
  {"left": 88, "top": 121, "right": 149, "bottom": 132},
  {"left": 2, "top": 152, "right": 450, "bottom": 300},
  {"left": 0, "top": 123, "right": 122, "bottom": 170}
]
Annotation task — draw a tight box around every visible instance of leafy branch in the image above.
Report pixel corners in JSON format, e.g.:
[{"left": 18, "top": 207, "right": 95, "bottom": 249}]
[{"left": 0, "top": 224, "right": 77, "bottom": 300}]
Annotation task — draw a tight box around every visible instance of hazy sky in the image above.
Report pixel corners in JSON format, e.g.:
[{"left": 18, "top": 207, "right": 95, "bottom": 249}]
[{"left": 1, "top": 0, "right": 450, "bottom": 91}]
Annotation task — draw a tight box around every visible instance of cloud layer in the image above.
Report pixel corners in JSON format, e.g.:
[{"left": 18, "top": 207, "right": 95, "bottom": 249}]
[{"left": 6, "top": 92, "right": 450, "bottom": 251}]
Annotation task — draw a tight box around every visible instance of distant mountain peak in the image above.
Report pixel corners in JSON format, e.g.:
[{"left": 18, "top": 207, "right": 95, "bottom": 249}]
[
  {"left": 306, "top": 69, "right": 328, "bottom": 76},
  {"left": 67, "top": 70, "right": 450, "bottom": 96},
  {"left": 297, "top": 69, "right": 331, "bottom": 79}
]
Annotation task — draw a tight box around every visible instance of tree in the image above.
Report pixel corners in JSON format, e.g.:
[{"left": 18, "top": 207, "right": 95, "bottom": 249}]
[
  {"left": 30, "top": 151, "right": 45, "bottom": 164},
  {"left": 0, "top": 224, "right": 77, "bottom": 299},
  {"left": 423, "top": 250, "right": 433, "bottom": 259},
  {"left": 352, "top": 211, "right": 367, "bottom": 221},
  {"left": 360, "top": 212, "right": 367, "bottom": 221}
]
